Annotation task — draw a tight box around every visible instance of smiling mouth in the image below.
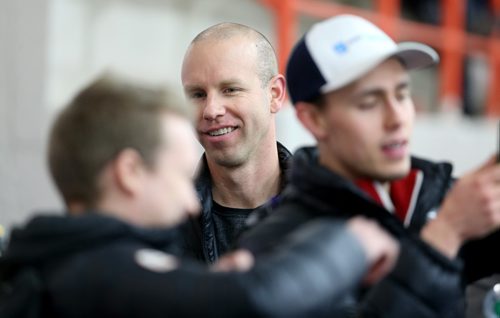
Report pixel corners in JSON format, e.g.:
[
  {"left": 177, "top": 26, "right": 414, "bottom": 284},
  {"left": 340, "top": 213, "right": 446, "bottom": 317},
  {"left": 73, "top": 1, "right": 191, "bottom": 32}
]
[
  {"left": 207, "top": 127, "right": 237, "bottom": 136},
  {"left": 382, "top": 141, "right": 405, "bottom": 150}
]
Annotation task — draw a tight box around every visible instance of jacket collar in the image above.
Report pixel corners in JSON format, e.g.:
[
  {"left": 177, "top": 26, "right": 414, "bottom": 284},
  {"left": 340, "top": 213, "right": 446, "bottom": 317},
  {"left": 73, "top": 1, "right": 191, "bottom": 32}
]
[
  {"left": 288, "top": 146, "right": 453, "bottom": 235},
  {"left": 0, "top": 213, "right": 180, "bottom": 277},
  {"left": 193, "top": 142, "right": 292, "bottom": 262}
]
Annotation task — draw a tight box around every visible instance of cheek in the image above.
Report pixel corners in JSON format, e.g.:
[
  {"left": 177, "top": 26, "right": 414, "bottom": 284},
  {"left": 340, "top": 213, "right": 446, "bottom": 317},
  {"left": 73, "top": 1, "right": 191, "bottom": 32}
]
[
  {"left": 405, "top": 105, "right": 416, "bottom": 128},
  {"left": 172, "top": 176, "right": 198, "bottom": 209},
  {"left": 248, "top": 95, "right": 271, "bottom": 120},
  {"left": 195, "top": 110, "right": 204, "bottom": 128},
  {"left": 328, "top": 120, "right": 376, "bottom": 156}
]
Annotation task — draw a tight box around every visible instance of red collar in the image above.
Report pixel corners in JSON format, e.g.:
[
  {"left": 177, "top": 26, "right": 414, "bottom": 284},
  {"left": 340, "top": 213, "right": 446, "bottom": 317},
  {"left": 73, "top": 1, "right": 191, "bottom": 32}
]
[{"left": 355, "top": 169, "right": 423, "bottom": 227}]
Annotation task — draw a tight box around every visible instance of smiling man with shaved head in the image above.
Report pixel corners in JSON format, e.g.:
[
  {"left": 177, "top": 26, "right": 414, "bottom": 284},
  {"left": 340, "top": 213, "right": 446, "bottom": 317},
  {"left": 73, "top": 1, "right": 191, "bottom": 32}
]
[{"left": 180, "top": 22, "right": 292, "bottom": 262}]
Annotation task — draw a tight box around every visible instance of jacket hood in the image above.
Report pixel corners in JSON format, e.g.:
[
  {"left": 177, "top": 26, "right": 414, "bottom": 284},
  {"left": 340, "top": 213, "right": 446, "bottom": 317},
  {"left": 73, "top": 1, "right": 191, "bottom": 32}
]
[
  {"left": 0, "top": 213, "right": 179, "bottom": 277},
  {"left": 289, "top": 147, "right": 367, "bottom": 200}
]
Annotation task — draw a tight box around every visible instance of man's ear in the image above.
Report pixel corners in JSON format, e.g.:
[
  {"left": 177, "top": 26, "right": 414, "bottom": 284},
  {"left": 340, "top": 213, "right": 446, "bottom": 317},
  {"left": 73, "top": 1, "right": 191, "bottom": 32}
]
[
  {"left": 112, "top": 148, "right": 145, "bottom": 197},
  {"left": 269, "top": 74, "right": 286, "bottom": 114},
  {"left": 295, "top": 102, "right": 328, "bottom": 140}
]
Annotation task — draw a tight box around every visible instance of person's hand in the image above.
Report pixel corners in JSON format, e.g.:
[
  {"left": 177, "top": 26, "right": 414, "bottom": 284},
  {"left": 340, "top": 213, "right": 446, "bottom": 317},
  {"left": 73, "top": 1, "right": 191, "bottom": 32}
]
[
  {"left": 347, "top": 216, "right": 400, "bottom": 285},
  {"left": 421, "top": 155, "right": 500, "bottom": 258},
  {"left": 211, "top": 249, "right": 255, "bottom": 272}
]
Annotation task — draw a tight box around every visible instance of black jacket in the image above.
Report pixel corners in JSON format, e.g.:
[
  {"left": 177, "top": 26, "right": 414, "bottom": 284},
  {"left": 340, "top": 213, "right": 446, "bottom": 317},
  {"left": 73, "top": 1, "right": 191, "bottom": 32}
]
[
  {"left": 239, "top": 147, "right": 469, "bottom": 318},
  {"left": 0, "top": 212, "right": 372, "bottom": 318},
  {"left": 179, "top": 142, "right": 292, "bottom": 263}
]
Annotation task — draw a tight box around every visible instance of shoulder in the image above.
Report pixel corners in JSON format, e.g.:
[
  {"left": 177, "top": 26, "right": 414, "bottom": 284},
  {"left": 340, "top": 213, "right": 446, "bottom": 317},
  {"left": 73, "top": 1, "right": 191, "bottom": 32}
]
[{"left": 411, "top": 156, "right": 453, "bottom": 178}]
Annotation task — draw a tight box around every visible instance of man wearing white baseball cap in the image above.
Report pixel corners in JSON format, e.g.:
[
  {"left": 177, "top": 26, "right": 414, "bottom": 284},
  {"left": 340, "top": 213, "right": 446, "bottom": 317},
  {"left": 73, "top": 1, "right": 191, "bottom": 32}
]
[
  {"left": 240, "top": 14, "right": 500, "bottom": 317},
  {"left": 286, "top": 14, "right": 438, "bottom": 104}
]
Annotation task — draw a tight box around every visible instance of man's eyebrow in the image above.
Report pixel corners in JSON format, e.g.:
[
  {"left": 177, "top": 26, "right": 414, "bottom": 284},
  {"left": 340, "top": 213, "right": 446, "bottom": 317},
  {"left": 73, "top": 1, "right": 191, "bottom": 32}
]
[
  {"left": 353, "top": 88, "right": 384, "bottom": 100},
  {"left": 219, "top": 79, "right": 244, "bottom": 86},
  {"left": 183, "top": 84, "right": 203, "bottom": 92},
  {"left": 395, "top": 80, "right": 410, "bottom": 91},
  {"left": 353, "top": 80, "right": 411, "bottom": 99}
]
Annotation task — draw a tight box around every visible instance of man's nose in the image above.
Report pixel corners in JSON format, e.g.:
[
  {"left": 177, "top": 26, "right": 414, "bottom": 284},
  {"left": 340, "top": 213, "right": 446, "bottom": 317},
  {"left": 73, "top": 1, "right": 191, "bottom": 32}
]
[
  {"left": 202, "top": 93, "right": 225, "bottom": 121},
  {"left": 384, "top": 98, "right": 405, "bottom": 130}
]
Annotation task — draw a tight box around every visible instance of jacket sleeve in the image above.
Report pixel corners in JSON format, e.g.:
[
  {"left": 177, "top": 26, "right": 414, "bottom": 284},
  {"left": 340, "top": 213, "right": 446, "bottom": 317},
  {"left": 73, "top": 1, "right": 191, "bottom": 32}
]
[
  {"left": 121, "top": 219, "right": 368, "bottom": 317},
  {"left": 359, "top": 237, "right": 464, "bottom": 318},
  {"left": 242, "top": 219, "right": 368, "bottom": 317},
  {"left": 238, "top": 202, "right": 314, "bottom": 256}
]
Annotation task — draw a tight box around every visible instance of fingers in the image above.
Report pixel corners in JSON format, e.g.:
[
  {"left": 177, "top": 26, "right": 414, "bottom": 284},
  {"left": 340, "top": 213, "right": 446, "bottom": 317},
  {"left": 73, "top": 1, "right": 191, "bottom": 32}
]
[
  {"left": 363, "top": 255, "right": 392, "bottom": 285},
  {"left": 362, "top": 239, "right": 400, "bottom": 285},
  {"left": 211, "top": 249, "right": 255, "bottom": 272},
  {"left": 431, "top": 160, "right": 500, "bottom": 248},
  {"left": 475, "top": 153, "right": 499, "bottom": 174},
  {"left": 481, "top": 165, "right": 500, "bottom": 184},
  {"left": 347, "top": 216, "right": 400, "bottom": 285}
]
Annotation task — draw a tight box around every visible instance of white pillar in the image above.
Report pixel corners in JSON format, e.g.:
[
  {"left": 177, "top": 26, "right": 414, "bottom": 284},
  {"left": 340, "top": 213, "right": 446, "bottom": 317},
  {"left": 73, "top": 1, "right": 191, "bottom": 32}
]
[{"left": 0, "top": 0, "right": 60, "bottom": 231}]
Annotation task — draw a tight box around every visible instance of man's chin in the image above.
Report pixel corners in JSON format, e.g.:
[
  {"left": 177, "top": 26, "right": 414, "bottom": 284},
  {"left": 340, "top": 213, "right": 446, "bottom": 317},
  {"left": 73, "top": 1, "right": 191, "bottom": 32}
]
[
  {"left": 211, "top": 153, "right": 246, "bottom": 168},
  {"left": 370, "top": 160, "right": 411, "bottom": 182},
  {"left": 378, "top": 167, "right": 411, "bottom": 182}
]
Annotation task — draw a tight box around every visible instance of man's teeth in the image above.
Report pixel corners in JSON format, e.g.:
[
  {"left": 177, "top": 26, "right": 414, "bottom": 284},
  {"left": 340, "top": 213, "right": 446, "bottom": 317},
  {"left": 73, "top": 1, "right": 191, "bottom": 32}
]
[
  {"left": 386, "top": 142, "right": 403, "bottom": 149},
  {"left": 208, "top": 127, "right": 235, "bottom": 136}
]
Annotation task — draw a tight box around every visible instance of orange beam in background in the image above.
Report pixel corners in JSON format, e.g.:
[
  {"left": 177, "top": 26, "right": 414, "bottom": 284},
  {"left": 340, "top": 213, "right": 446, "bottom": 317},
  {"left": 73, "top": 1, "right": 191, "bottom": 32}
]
[
  {"left": 493, "top": 0, "right": 500, "bottom": 12},
  {"left": 261, "top": 0, "right": 500, "bottom": 115},
  {"left": 486, "top": 0, "right": 500, "bottom": 116},
  {"left": 486, "top": 39, "right": 500, "bottom": 116},
  {"left": 287, "top": 0, "right": 492, "bottom": 55},
  {"left": 440, "top": 0, "right": 466, "bottom": 109},
  {"left": 376, "top": 0, "right": 400, "bottom": 38},
  {"left": 294, "top": 0, "right": 376, "bottom": 20},
  {"left": 259, "top": 0, "right": 297, "bottom": 74}
]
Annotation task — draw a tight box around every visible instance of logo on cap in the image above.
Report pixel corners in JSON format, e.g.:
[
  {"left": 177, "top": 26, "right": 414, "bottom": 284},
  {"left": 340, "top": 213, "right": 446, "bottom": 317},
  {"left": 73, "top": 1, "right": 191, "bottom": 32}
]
[{"left": 333, "top": 42, "right": 348, "bottom": 54}]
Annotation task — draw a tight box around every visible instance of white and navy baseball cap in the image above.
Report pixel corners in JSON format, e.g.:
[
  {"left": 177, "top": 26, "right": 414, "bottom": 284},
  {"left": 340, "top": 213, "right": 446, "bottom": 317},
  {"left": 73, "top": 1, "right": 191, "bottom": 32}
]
[{"left": 286, "top": 14, "right": 439, "bottom": 104}]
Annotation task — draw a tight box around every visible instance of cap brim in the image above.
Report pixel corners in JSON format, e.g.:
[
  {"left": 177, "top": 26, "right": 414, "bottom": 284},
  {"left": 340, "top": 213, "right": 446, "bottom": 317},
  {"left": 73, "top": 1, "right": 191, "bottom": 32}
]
[{"left": 394, "top": 42, "right": 439, "bottom": 70}]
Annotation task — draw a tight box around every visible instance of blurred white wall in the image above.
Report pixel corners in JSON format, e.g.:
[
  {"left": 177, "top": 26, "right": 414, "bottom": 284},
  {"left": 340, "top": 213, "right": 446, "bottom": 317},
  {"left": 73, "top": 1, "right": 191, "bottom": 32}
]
[
  {"left": 0, "top": 0, "right": 57, "bottom": 232},
  {"left": 0, "top": 0, "right": 497, "bottom": 232}
]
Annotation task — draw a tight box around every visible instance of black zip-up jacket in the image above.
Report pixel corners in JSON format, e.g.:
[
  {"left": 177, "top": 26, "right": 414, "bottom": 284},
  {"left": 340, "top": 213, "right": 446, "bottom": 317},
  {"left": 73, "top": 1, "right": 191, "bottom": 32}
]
[
  {"left": 0, "top": 212, "right": 373, "bottom": 318},
  {"left": 179, "top": 142, "right": 292, "bottom": 263},
  {"left": 239, "top": 146, "right": 482, "bottom": 318}
]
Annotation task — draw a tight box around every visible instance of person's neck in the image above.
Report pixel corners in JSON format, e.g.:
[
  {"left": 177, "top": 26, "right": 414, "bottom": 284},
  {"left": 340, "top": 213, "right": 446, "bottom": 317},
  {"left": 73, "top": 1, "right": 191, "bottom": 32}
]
[
  {"left": 207, "top": 143, "right": 281, "bottom": 209},
  {"left": 318, "top": 150, "right": 391, "bottom": 193},
  {"left": 92, "top": 194, "right": 143, "bottom": 226}
]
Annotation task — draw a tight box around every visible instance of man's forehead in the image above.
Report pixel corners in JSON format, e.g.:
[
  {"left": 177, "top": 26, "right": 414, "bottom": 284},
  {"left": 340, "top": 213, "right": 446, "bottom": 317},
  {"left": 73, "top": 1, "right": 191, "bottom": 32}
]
[
  {"left": 185, "top": 36, "right": 258, "bottom": 69},
  {"left": 347, "top": 59, "right": 409, "bottom": 93},
  {"left": 321, "top": 62, "right": 409, "bottom": 104},
  {"left": 188, "top": 35, "right": 251, "bottom": 57}
]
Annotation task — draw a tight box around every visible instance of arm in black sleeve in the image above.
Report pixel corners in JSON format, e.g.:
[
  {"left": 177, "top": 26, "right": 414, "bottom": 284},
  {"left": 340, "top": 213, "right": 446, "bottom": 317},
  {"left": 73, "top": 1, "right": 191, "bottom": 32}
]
[
  {"left": 242, "top": 218, "right": 368, "bottom": 317},
  {"left": 238, "top": 203, "right": 313, "bottom": 256},
  {"left": 359, "top": 237, "right": 464, "bottom": 318},
  {"left": 121, "top": 219, "right": 368, "bottom": 317}
]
